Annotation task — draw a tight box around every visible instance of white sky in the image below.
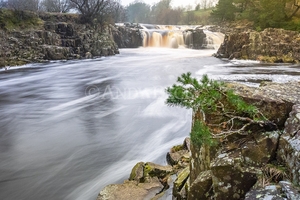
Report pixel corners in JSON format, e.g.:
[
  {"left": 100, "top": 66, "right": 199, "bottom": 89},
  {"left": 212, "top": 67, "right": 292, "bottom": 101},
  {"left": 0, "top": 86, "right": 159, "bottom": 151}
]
[{"left": 120, "top": 0, "right": 200, "bottom": 8}]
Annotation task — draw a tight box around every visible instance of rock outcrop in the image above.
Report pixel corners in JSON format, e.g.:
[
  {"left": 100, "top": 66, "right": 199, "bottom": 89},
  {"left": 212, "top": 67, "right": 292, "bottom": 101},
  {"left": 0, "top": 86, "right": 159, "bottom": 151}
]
[
  {"left": 188, "top": 81, "right": 300, "bottom": 200},
  {"left": 112, "top": 23, "right": 143, "bottom": 48},
  {"left": 215, "top": 28, "right": 300, "bottom": 63},
  {"left": 97, "top": 81, "right": 300, "bottom": 200},
  {"left": 0, "top": 12, "right": 119, "bottom": 67},
  {"left": 184, "top": 28, "right": 207, "bottom": 49},
  {"left": 98, "top": 139, "right": 191, "bottom": 200}
]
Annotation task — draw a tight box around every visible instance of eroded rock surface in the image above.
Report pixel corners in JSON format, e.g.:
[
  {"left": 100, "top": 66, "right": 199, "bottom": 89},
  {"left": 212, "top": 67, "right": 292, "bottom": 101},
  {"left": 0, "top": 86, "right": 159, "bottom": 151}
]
[
  {"left": 0, "top": 13, "right": 119, "bottom": 67},
  {"left": 188, "top": 81, "right": 300, "bottom": 200},
  {"left": 112, "top": 23, "right": 143, "bottom": 48},
  {"left": 215, "top": 28, "right": 300, "bottom": 63},
  {"left": 277, "top": 104, "right": 300, "bottom": 185}
]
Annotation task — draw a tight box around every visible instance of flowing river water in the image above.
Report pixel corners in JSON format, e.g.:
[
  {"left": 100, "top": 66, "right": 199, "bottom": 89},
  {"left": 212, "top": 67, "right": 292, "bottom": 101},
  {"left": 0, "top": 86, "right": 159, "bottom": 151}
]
[{"left": 0, "top": 47, "right": 300, "bottom": 200}]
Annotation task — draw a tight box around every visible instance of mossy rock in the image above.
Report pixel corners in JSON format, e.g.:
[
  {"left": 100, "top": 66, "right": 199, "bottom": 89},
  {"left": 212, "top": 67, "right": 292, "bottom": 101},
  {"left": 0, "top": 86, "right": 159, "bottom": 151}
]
[
  {"left": 143, "top": 162, "right": 173, "bottom": 180},
  {"left": 171, "top": 145, "right": 184, "bottom": 153},
  {"left": 129, "top": 162, "right": 144, "bottom": 182}
]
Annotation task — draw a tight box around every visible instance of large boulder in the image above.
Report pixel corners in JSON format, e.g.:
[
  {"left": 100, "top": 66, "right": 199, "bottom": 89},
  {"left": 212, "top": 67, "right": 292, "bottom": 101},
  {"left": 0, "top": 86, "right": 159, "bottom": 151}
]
[
  {"left": 184, "top": 29, "right": 207, "bottom": 49},
  {"left": 112, "top": 24, "right": 143, "bottom": 48}
]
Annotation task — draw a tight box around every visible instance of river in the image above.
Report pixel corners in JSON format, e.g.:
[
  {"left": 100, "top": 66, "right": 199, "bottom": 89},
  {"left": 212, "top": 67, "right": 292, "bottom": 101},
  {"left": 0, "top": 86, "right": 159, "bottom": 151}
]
[{"left": 0, "top": 47, "right": 299, "bottom": 200}]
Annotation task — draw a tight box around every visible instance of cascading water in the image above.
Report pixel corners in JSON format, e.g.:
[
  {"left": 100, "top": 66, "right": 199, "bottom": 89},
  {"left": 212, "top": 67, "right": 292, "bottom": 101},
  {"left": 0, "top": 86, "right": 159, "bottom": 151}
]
[{"left": 140, "top": 24, "right": 224, "bottom": 49}]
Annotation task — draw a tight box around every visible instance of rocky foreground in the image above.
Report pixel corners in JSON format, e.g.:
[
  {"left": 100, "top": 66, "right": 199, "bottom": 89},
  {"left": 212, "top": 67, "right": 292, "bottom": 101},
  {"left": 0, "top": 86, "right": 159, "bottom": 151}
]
[{"left": 98, "top": 81, "right": 300, "bottom": 200}]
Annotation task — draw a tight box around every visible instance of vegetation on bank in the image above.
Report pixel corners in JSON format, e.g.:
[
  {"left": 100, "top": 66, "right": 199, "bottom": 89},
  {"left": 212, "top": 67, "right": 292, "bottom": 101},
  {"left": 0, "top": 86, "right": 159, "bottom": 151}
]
[
  {"left": 0, "top": 9, "right": 43, "bottom": 30},
  {"left": 211, "top": 0, "right": 300, "bottom": 31},
  {"left": 166, "top": 73, "right": 274, "bottom": 147}
]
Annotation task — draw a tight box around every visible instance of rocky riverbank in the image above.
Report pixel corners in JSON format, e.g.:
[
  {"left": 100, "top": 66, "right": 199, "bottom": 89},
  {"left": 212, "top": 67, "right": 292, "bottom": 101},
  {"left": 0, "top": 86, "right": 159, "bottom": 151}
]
[
  {"left": 0, "top": 11, "right": 120, "bottom": 68},
  {"left": 98, "top": 80, "right": 300, "bottom": 200},
  {"left": 215, "top": 28, "right": 300, "bottom": 63}
]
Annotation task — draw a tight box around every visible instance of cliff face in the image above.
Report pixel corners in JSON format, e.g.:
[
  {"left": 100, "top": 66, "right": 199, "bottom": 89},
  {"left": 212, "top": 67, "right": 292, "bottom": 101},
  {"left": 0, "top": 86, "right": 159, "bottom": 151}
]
[
  {"left": 187, "top": 81, "right": 300, "bottom": 200},
  {"left": 0, "top": 12, "right": 119, "bottom": 67},
  {"left": 215, "top": 28, "right": 300, "bottom": 63}
]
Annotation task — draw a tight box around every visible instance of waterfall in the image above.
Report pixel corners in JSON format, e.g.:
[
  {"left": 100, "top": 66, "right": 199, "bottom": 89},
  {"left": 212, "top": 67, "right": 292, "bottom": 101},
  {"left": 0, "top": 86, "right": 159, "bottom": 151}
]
[{"left": 140, "top": 24, "right": 224, "bottom": 49}]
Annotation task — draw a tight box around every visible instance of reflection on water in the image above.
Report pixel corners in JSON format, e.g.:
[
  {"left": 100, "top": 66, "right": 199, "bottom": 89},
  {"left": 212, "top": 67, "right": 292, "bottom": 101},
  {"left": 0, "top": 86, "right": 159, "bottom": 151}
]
[{"left": 0, "top": 48, "right": 299, "bottom": 200}]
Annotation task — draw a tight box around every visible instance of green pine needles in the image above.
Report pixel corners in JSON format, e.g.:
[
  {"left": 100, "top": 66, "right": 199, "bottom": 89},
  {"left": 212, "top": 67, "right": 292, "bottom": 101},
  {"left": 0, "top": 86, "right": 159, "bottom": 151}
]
[
  {"left": 166, "top": 72, "right": 258, "bottom": 116},
  {"left": 191, "top": 120, "right": 216, "bottom": 147},
  {"left": 166, "top": 73, "right": 268, "bottom": 147}
]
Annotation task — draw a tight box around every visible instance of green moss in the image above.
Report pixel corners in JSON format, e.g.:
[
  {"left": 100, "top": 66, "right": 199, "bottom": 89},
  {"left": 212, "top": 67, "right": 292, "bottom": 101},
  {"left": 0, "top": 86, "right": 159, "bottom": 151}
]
[
  {"left": 143, "top": 163, "right": 152, "bottom": 177},
  {"left": 129, "top": 162, "right": 144, "bottom": 181},
  {"left": 191, "top": 120, "right": 216, "bottom": 147},
  {"left": 171, "top": 145, "right": 184, "bottom": 153}
]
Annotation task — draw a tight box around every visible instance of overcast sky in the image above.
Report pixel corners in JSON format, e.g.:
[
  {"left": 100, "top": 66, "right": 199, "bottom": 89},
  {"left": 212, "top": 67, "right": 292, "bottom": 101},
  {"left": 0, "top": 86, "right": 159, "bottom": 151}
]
[{"left": 120, "top": 0, "right": 200, "bottom": 8}]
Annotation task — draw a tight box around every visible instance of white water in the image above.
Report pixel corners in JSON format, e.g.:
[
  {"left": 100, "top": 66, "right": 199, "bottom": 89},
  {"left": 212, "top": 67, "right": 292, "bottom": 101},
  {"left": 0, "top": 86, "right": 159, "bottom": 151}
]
[{"left": 0, "top": 48, "right": 299, "bottom": 200}]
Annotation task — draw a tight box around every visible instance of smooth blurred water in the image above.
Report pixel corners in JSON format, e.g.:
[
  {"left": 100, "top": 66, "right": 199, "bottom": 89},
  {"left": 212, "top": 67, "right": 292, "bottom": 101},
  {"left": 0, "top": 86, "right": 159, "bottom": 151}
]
[{"left": 0, "top": 48, "right": 299, "bottom": 200}]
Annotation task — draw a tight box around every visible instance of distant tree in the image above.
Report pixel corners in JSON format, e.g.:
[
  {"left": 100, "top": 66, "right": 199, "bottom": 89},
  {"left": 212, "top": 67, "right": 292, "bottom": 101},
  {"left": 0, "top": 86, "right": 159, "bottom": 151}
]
[
  {"left": 167, "top": 7, "right": 183, "bottom": 24},
  {"left": 0, "top": 0, "right": 8, "bottom": 8},
  {"left": 211, "top": 0, "right": 237, "bottom": 21},
  {"left": 126, "top": 1, "right": 151, "bottom": 23},
  {"left": 151, "top": 0, "right": 172, "bottom": 24},
  {"left": 256, "top": 0, "right": 286, "bottom": 28},
  {"left": 183, "top": 10, "right": 197, "bottom": 24},
  {"left": 70, "top": 0, "right": 110, "bottom": 23},
  {"left": 41, "top": 0, "right": 75, "bottom": 13},
  {"left": 195, "top": 3, "right": 200, "bottom": 10},
  {"left": 109, "top": 0, "right": 127, "bottom": 22},
  {"left": 101, "top": 0, "right": 126, "bottom": 23},
  {"left": 8, "top": 0, "right": 40, "bottom": 11}
]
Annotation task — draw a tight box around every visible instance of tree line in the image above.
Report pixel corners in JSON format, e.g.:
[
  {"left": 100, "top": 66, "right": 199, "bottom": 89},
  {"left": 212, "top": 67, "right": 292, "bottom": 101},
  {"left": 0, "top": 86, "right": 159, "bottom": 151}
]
[
  {"left": 126, "top": 0, "right": 217, "bottom": 25},
  {"left": 211, "top": 0, "right": 300, "bottom": 31},
  {"left": 0, "top": 0, "right": 126, "bottom": 25},
  {"left": 0, "top": 0, "right": 218, "bottom": 25}
]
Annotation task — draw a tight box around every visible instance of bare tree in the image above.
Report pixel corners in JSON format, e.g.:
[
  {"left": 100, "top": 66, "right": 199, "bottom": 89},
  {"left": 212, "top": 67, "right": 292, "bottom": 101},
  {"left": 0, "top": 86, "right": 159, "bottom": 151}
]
[
  {"left": 70, "top": 0, "right": 109, "bottom": 23},
  {"left": 107, "top": 0, "right": 126, "bottom": 23},
  {"left": 8, "top": 0, "right": 40, "bottom": 11},
  {"left": 41, "top": 0, "right": 74, "bottom": 13},
  {"left": 0, "top": 0, "right": 8, "bottom": 8}
]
